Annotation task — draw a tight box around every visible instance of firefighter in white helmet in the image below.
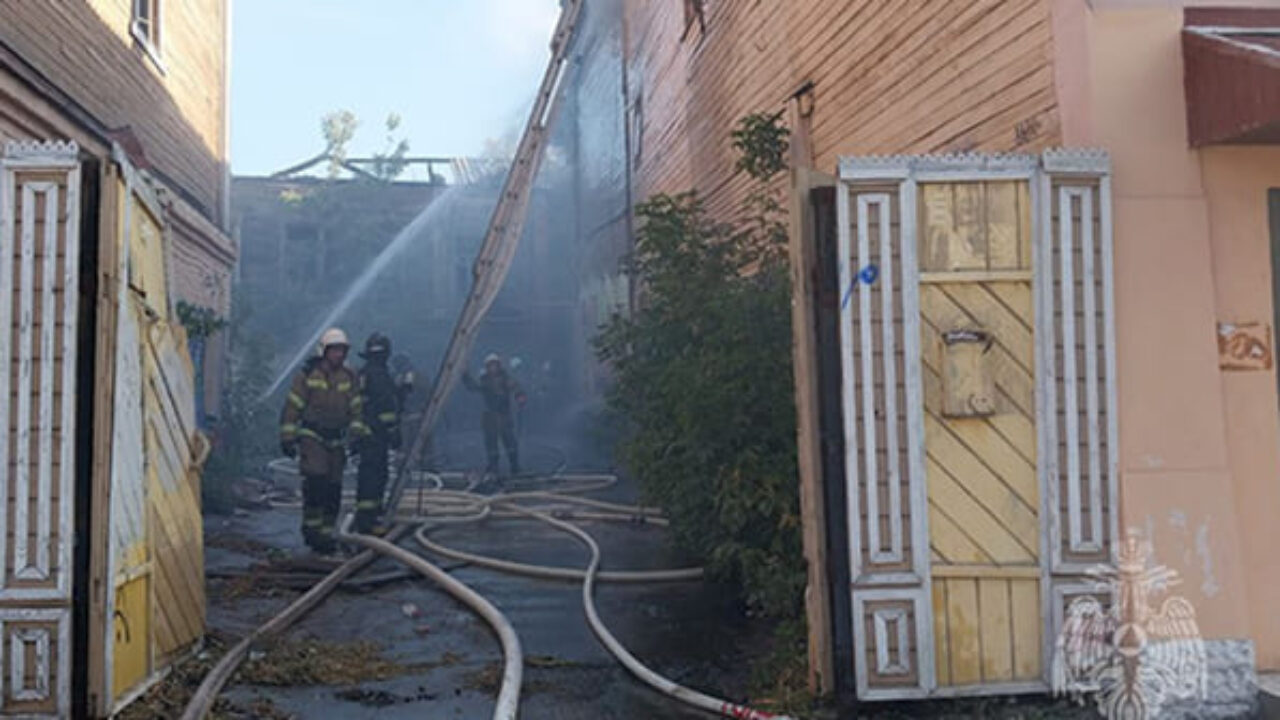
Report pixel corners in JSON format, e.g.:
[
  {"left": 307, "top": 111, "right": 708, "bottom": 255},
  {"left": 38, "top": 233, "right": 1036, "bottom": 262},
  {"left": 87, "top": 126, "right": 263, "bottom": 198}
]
[
  {"left": 279, "top": 328, "right": 370, "bottom": 553},
  {"left": 462, "top": 353, "right": 525, "bottom": 477}
]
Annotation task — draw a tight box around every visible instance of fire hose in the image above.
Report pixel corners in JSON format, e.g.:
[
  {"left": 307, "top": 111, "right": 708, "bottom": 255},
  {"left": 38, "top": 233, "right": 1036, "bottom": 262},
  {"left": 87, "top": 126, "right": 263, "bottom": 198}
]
[{"left": 179, "top": 471, "right": 792, "bottom": 720}]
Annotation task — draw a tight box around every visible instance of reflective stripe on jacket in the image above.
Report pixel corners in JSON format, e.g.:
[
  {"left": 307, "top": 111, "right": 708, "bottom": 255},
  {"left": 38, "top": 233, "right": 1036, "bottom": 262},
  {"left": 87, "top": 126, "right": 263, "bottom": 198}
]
[{"left": 281, "top": 360, "right": 371, "bottom": 445}]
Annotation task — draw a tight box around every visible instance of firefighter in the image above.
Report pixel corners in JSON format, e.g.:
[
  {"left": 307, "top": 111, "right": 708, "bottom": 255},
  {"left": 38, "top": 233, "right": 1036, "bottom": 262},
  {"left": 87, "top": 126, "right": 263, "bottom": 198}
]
[
  {"left": 462, "top": 353, "right": 525, "bottom": 477},
  {"left": 391, "top": 352, "right": 440, "bottom": 469},
  {"left": 392, "top": 353, "right": 419, "bottom": 409},
  {"left": 354, "top": 332, "right": 400, "bottom": 534},
  {"left": 509, "top": 356, "right": 527, "bottom": 438},
  {"left": 279, "top": 328, "right": 370, "bottom": 554}
]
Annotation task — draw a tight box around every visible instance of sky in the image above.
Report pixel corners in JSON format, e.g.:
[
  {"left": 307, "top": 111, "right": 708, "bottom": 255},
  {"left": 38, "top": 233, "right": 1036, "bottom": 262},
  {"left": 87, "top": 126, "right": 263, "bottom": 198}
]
[{"left": 231, "top": 0, "right": 561, "bottom": 178}]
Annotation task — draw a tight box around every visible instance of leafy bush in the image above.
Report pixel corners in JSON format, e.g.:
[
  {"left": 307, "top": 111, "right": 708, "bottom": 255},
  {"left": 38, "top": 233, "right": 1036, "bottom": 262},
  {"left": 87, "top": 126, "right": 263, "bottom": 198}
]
[
  {"left": 175, "top": 301, "right": 229, "bottom": 341},
  {"left": 595, "top": 114, "right": 802, "bottom": 617}
]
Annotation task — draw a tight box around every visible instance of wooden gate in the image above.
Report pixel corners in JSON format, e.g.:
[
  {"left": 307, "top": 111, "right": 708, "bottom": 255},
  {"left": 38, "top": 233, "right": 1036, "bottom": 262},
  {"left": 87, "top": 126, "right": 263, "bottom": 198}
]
[
  {"left": 102, "top": 151, "right": 206, "bottom": 711},
  {"left": 917, "top": 179, "right": 1042, "bottom": 693},
  {"left": 837, "top": 151, "right": 1118, "bottom": 700},
  {"left": 0, "top": 140, "right": 81, "bottom": 717}
]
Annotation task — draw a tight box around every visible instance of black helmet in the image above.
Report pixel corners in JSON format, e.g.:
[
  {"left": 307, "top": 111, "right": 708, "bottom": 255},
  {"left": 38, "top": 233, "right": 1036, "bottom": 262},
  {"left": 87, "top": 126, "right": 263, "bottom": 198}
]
[{"left": 361, "top": 332, "right": 391, "bottom": 358}]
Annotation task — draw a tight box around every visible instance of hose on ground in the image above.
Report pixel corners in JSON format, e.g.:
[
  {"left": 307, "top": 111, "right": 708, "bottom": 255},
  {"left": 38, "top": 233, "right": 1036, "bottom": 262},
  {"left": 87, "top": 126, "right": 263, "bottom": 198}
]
[
  {"left": 390, "top": 483, "right": 791, "bottom": 720},
  {"left": 179, "top": 525, "right": 411, "bottom": 720},
  {"left": 338, "top": 516, "right": 524, "bottom": 720},
  {"left": 482, "top": 500, "right": 791, "bottom": 720},
  {"left": 183, "top": 471, "right": 790, "bottom": 720}
]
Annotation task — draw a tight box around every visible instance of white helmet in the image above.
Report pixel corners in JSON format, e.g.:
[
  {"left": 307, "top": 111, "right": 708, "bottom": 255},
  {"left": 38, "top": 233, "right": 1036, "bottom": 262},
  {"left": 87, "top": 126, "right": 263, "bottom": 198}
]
[
  {"left": 320, "top": 328, "right": 350, "bottom": 350},
  {"left": 484, "top": 353, "right": 501, "bottom": 366}
]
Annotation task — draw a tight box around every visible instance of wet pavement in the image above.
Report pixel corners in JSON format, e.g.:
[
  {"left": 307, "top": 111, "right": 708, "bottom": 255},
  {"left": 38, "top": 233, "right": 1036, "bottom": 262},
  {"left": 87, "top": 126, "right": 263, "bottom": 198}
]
[{"left": 203, "top": 464, "right": 763, "bottom": 719}]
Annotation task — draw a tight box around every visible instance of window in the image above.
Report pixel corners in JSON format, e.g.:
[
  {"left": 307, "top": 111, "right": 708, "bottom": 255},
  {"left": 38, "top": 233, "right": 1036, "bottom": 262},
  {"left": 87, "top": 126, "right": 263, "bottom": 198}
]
[
  {"left": 132, "top": 0, "right": 164, "bottom": 69},
  {"left": 628, "top": 95, "right": 644, "bottom": 168},
  {"left": 283, "top": 223, "right": 322, "bottom": 292}
]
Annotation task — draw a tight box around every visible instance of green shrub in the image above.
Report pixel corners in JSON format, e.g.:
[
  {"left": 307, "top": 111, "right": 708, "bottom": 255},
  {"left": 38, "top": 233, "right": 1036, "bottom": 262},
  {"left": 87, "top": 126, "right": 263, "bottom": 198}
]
[{"left": 595, "top": 114, "right": 804, "bottom": 616}]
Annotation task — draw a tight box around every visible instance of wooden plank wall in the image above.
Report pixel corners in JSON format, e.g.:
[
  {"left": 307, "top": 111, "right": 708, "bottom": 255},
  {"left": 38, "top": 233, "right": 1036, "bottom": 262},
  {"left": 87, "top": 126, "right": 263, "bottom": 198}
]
[
  {"left": 623, "top": 0, "right": 1062, "bottom": 696},
  {"left": 626, "top": 0, "right": 1060, "bottom": 209},
  {"left": 0, "top": 0, "right": 228, "bottom": 221}
]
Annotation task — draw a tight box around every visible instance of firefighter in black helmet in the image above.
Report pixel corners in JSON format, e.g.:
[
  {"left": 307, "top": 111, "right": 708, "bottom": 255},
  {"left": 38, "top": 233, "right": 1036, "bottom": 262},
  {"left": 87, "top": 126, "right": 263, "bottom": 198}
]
[{"left": 354, "top": 332, "right": 400, "bottom": 533}]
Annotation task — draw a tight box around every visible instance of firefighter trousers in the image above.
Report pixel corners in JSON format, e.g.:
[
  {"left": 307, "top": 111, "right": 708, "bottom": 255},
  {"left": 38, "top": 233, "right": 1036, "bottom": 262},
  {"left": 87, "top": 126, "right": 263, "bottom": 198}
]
[
  {"left": 482, "top": 412, "right": 519, "bottom": 476},
  {"left": 355, "top": 437, "right": 390, "bottom": 533},
  {"left": 299, "top": 437, "right": 345, "bottom": 552}
]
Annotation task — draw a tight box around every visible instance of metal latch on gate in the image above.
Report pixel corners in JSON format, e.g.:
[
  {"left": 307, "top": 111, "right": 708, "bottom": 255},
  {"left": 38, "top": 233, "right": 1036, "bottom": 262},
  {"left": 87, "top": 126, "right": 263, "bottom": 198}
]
[{"left": 941, "top": 328, "right": 996, "bottom": 418}]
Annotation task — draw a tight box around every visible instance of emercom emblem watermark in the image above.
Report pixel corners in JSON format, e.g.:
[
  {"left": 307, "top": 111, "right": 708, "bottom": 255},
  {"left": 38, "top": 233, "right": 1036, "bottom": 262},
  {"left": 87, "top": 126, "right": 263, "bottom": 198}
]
[{"left": 1052, "top": 530, "right": 1206, "bottom": 719}]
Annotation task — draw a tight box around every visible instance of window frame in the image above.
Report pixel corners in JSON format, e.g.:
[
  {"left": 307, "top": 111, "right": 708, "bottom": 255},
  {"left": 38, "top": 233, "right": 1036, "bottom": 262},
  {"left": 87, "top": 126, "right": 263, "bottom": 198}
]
[{"left": 130, "top": 0, "right": 166, "bottom": 73}]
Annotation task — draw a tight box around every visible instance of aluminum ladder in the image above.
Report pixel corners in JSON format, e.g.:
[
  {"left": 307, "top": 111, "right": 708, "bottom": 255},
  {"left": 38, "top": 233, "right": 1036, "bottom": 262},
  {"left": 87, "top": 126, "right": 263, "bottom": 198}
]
[{"left": 384, "top": 0, "right": 585, "bottom": 516}]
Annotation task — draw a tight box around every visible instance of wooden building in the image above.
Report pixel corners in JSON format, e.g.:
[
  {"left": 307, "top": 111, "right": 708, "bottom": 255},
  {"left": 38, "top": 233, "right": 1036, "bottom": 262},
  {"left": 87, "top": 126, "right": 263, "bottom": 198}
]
[
  {"left": 620, "top": 0, "right": 1280, "bottom": 713},
  {"left": 0, "top": 1, "right": 233, "bottom": 716}
]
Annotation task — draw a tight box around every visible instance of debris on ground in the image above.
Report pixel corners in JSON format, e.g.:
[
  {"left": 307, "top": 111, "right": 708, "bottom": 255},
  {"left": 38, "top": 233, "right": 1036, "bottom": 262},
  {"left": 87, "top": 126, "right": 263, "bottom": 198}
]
[
  {"left": 205, "top": 534, "right": 282, "bottom": 560},
  {"left": 115, "top": 634, "right": 234, "bottom": 720},
  {"left": 863, "top": 695, "right": 1098, "bottom": 719},
  {"left": 525, "top": 654, "right": 581, "bottom": 669},
  {"left": 210, "top": 567, "right": 299, "bottom": 601},
  {"left": 462, "top": 662, "right": 502, "bottom": 694},
  {"left": 230, "top": 477, "right": 276, "bottom": 509},
  {"left": 463, "top": 661, "right": 557, "bottom": 697},
  {"left": 334, "top": 686, "right": 440, "bottom": 707},
  {"left": 224, "top": 696, "right": 296, "bottom": 720},
  {"left": 333, "top": 687, "right": 403, "bottom": 707},
  {"left": 238, "top": 638, "right": 433, "bottom": 686}
]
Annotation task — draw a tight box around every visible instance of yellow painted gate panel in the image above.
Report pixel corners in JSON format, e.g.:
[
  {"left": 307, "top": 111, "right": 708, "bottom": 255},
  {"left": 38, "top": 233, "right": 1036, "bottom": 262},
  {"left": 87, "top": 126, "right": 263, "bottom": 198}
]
[
  {"left": 111, "top": 577, "right": 150, "bottom": 700},
  {"left": 918, "top": 180, "right": 1041, "bottom": 688},
  {"left": 107, "top": 168, "right": 207, "bottom": 709},
  {"left": 144, "top": 321, "right": 205, "bottom": 665}
]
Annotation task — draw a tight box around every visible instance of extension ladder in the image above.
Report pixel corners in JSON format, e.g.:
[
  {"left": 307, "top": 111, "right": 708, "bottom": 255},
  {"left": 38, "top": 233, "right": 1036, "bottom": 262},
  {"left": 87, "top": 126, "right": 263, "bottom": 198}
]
[{"left": 384, "top": 0, "right": 585, "bottom": 515}]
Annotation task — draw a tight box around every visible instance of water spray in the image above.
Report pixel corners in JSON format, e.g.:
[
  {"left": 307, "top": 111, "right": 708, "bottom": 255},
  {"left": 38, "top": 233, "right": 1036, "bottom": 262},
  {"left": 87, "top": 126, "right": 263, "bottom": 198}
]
[{"left": 258, "top": 185, "right": 473, "bottom": 402}]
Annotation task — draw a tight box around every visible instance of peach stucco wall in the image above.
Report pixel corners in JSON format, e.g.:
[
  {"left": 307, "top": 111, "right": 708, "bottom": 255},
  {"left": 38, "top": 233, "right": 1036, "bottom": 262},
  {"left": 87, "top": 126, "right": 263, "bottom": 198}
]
[
  {"left": 1204, "top": 146, "right": 1280, "bottom": 667},
  {"left": 1054, "top": 0, "right": 1280, "bottom": 665}
]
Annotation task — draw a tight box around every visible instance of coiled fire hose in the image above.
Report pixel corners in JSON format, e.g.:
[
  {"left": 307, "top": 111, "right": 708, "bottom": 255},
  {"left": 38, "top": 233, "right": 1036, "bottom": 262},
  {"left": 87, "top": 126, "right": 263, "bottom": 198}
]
[{"left": 180, "top": 471, "right": 792, "bottom": 720}]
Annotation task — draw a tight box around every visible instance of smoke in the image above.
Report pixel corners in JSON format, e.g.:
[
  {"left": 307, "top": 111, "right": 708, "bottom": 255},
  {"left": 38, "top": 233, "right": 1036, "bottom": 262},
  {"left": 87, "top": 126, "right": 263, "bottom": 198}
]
[
  {"left": 479, "top": 0, "right": 560, "bottom": 63},
  {"left": 236, "top": 0, "right": 629, "bottom": 472}
]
